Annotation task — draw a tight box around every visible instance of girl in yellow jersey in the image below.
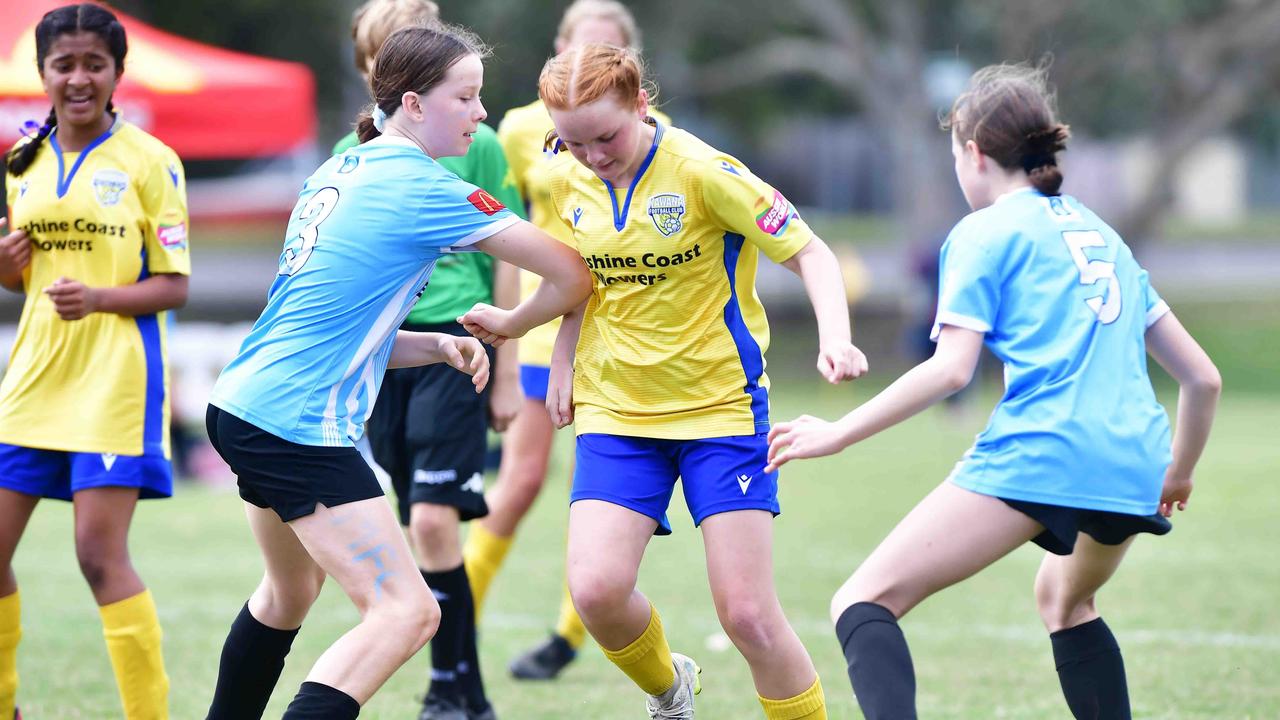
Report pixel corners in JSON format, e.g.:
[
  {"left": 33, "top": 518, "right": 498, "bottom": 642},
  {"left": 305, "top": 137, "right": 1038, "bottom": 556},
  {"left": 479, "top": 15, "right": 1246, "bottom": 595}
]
[
  {"left": 468, "top": 0, "right": 669, "bottom": 681},
  {"left": 0, "top": 6, "right": 189, "bottom": 720},
  {"left": 463, "top": 44, "right": 867, "bottom": 720}
]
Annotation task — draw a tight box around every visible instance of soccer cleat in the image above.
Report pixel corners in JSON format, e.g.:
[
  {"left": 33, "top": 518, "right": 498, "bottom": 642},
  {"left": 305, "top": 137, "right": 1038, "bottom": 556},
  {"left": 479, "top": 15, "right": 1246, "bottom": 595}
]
[
  {"left": 508, "top": 633, "right": 578, "bottom": 680},
  {"left": 646, "top": 653, "right": 701, "bottom": 719},
  {"left": 418, "top": 694, "right": 470, "bottom": 720},
  {"left": 468, "top": 705, "right": 498, "bottom": 720}
]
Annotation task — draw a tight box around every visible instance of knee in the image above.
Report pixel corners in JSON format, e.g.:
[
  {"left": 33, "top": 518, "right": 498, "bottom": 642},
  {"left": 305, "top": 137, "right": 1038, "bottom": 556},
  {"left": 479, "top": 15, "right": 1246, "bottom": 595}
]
[
  {"left": 716, "top": 597, "right": 779, "bottom": 654},
  {"left": 1034, "top": 571, "right": 1095, "bottom": 632},
  {"left": 409, "top": 506, "right": 459, "bottom": 550},
  {"left": 74, "top": 535, "right": 127, "bottom": 593},
  {"left": 256, "top": 569, "right": 324, "bottom": 627},
  {"left": 830, "top": 571, "right": 906, "bottom": 625},
  {"left": 567, "top": 568, "right": 633, "bottom": 622},
  {"left": 374, "top": 583, "right": 440, "bottom": 657}
]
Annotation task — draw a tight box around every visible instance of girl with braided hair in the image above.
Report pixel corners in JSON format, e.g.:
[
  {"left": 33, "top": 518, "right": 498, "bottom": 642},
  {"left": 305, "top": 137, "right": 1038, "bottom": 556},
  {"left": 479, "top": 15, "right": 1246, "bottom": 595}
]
[
  {"left": 766, "top": 63, "right": 1222, "bottom": 719},
  {"left": 0, "top": 5, "right": 190, "bottom": 718}
]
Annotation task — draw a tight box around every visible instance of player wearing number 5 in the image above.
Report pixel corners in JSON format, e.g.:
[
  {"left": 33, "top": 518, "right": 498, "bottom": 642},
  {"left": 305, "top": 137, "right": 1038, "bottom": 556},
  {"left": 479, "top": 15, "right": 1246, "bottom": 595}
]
[
  {"left": 766, "top": 64, "right": 1221, "bottom": 720},
  {"left": 202, "top": 26, "right": 590, "bottom": 719}
]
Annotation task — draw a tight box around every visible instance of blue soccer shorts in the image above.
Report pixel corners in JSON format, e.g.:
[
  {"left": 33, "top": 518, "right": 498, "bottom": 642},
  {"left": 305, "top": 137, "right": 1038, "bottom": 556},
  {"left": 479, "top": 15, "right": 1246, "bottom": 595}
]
[
  {"left": 520, "top": 364, "right": 550, "bottom": 402},
  {"left": 572, "top": 432, "right": 780, "bottom": 535},
  {"left": 0, "top": 442, "right": 173, "bottom": 501}
]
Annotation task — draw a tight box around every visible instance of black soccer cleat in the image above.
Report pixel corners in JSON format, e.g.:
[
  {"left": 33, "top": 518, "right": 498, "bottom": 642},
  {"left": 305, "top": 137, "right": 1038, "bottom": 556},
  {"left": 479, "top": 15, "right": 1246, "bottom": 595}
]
[
  {"left": 508, "top": 633, "right": 578, "bottom": 680},
  {"left": 418, "top": 694, "right": 469, "bottom": 720}
]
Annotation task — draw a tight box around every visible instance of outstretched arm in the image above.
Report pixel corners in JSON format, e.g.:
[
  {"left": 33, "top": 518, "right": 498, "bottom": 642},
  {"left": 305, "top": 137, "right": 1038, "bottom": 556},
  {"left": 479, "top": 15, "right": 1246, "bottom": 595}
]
[
  {"left": 766, "top": 326, "right": 983, "bottom": 471},
  {"left": 1145, "top": 312, "right": 1221, "bottom": 516},
  {"left": 463, "top": 221, "right": 591, "bottom": 343},
  {"left": 389, "top": 331, "right": 491, "bottom": 392},
  {"left": 781, "top": 235, "right": 868, "bottom": 383}
]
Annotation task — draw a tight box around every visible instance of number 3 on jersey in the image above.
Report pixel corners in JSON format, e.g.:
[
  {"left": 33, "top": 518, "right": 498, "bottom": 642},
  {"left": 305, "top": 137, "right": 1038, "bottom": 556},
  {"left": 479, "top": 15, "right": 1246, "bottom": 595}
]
[
  {"left": 280, "top": 187, "right": 339, "bottom": 276},
  {"left": 1062, "top": 229, "right": 1121, "bottom": 324}
]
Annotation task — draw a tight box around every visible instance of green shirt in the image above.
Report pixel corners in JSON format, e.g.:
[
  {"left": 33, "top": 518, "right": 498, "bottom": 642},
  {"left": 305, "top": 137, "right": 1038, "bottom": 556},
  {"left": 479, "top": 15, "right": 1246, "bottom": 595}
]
[{"left": 332, "top": 122, "right": 525, "bottom": 324}]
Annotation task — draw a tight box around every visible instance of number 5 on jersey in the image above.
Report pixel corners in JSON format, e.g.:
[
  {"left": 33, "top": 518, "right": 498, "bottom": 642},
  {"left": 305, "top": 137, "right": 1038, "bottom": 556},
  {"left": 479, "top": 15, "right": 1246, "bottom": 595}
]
[
  {"left": 1062, "top": 229, "right": 1121, "bottom": 324},
  {"left": 280, "top": 186, "right": 340, "bottom": 276}
]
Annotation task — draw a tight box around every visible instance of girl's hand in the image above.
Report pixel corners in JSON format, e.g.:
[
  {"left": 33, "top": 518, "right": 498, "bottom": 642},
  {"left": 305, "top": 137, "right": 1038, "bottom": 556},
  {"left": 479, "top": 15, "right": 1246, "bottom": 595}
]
[
  {"left": 546, "top": 361, "right": 574, "bottom": 429},
  {"left": 488, "top": 370, "right": 523, "bottom": 431},
  {"left": 44, "top": 277, "right": 99, "bottom": 320},
  {"left": 817, "top": 341, "right": 869, "bottom": 384},
  {"left": 765, "top": 414, "right": 849, "bottom": 472},
  {"left": 0, "top": 220, "right": 32, "bottom": 278},
  {"left": 1158, "top": 468, "right": 1193, "bottom": 517},
  {"left": 437, "top": 335, "right": 490, "bottom": 393},
  {"left": 459, "top": 303, "right": 521, "bottom": 346}
]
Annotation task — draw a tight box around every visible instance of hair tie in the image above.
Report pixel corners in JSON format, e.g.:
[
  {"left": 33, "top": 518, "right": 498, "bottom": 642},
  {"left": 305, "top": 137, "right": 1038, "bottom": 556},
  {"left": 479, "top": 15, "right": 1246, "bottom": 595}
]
[
  {"left": 372, "top": 105, "right": 388, "bottom": 132},
  {"left": 19, "top": 119, "right": 42, "bottom": 138},
  {"left": 1020, "top": 152, "right": 1056, "bottom": 173}
]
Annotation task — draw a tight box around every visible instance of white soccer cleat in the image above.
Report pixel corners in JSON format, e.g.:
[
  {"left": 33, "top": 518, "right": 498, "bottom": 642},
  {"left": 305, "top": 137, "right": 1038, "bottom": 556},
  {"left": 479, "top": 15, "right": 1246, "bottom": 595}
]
[{"left": 646, "top": 653, "right": 701, "bottom": 719}]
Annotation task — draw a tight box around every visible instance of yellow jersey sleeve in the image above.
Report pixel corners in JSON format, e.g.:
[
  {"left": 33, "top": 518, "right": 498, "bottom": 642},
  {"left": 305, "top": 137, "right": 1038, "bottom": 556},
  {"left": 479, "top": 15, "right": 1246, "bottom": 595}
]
[
  {"left": 139, "top": 147, "right": 190, "bottom": 275},
  {"left": 702, "top": 159, "right": 812, "bottom": 264}
]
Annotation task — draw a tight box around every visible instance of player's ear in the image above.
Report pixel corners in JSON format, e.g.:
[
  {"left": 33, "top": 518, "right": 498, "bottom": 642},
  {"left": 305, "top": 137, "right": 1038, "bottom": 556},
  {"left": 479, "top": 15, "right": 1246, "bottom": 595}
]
[
  {"left": 635, "top": 89, "right": 648, "bottom": 117},
  {"left": 401, "top": 91, "right": 424, "bottom": 122},
  {"left": 964, "top": 139, "right": 985, "bottom": 171}
]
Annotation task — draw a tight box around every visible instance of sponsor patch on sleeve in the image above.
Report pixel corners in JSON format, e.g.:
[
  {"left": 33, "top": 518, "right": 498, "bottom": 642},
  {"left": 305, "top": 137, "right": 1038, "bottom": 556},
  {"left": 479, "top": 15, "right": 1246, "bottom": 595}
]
[
  {"left": 754, "top": 189, "right": 793, "bottom": 236},
  {"left": 158, "top": 222, "right": 188, "bottom": 250},
  {"left": 467, "top": 189, "right": 506, "bottom": 216}
]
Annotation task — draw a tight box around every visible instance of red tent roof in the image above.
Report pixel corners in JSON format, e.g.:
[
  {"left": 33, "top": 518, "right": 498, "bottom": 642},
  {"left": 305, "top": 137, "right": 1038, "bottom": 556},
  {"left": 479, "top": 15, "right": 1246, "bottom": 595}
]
[{"left": 0, "top": 1, "right": 316, "bottom": 159}]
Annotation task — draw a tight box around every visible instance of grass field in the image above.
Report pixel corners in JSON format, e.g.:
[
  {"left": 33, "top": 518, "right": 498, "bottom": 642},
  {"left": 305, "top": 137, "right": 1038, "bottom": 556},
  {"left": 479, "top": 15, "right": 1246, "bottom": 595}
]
[{"left": 10, "top": 373, "right": 1278, "bottom": 718}]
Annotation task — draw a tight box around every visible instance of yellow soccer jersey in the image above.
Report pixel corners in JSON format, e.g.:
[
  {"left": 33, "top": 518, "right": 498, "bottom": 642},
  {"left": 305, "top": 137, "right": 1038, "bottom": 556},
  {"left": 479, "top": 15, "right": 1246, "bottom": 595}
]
[
  {"left": 547, "top": 123, "right": 812, "bottom": 439},
  {"left": 499, "top": 99, "right": 670, "bottom": 367},
  {"left": 1, "top": 117, "right": 190, "bottom": 456}
]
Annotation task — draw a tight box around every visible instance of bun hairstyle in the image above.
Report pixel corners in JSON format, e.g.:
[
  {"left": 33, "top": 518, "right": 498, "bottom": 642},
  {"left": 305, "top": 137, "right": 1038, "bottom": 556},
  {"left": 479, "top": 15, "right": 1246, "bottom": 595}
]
[
  {"left": 943, "top": 63, "right": 1071, "bottom": 196},
  {"left": 538, "top": 43, "right": 656, "bottom": 150},
  {"left": 556, "top": 0, "right": 642, "bottom": 51},
  {"left": 5, "top": 3, "right": 127, "bottom": 177},
  {"left": 355, "top": 23, "right": 489, "bottom": 144}
]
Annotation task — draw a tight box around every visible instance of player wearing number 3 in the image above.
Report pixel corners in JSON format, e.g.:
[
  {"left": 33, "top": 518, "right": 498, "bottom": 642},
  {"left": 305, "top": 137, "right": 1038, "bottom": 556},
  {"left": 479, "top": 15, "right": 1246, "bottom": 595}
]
[
  {"left": 766, "top": 64, "right": 1221, "bottom": 720},
  {"left": 201, "top": 26, "right": 590, "bottom": 719}
]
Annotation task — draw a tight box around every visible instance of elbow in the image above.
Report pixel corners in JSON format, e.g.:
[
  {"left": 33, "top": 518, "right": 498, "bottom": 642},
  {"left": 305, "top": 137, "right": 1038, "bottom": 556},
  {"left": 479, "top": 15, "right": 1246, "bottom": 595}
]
[
  {"left": 1191, "top": 362, "right": 1222, "bottom": 397},
  {"left": 568, "top": 265, "right": 593, "bottom": 303},
  {"left": 943, "top": 366, "right": 973, "bottom": 394}
]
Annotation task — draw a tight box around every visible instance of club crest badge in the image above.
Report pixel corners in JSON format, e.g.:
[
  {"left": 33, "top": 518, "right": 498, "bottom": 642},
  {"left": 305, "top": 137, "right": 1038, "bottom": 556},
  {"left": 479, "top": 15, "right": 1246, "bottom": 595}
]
[
  {"left": 646, "top": 193, "right": 685, "bottom": 237},
  {"left": 92, "top": 169, "right": 129, "bottom": 207}
]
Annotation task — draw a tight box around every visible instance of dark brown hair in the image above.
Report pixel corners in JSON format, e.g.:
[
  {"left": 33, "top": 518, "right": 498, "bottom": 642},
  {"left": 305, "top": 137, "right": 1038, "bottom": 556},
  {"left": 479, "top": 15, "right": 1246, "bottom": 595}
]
[
  {"left": 5, "top": 4, "right": 127, "bottom": 177},
  {"left": 355, "top": 23, "right": 489, "bottom": 144},
  {"left": 944, "top": 63, "right": 1071, "bottom": 196}
]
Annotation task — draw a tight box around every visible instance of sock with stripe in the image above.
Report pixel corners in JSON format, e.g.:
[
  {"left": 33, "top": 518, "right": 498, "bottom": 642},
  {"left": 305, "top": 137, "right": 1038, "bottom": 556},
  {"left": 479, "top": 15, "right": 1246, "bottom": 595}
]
[{"left": 422, "top": 566, "right": 468, "bottom": 702}]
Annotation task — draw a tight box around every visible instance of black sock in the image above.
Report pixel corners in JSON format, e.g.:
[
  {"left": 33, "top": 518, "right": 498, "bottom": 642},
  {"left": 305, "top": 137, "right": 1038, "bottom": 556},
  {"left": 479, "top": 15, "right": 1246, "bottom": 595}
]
[
  {"left": 205, "top": 603, "right": 300, "bottom": 720},
  {"left": 281, "top": 682, "right": 360, "bottom": 720},
  {"left": 834, "top": 601, "right": 917, "bottom": 720},
  {"left": 1050, "top": 617, "right": 1131, "bottom": 720},
  {"left": 457, "top": 565, "right": 490, "bottom": 712},
  {"left": 422, "top": 565, "right": 469, "bottom": 702}
]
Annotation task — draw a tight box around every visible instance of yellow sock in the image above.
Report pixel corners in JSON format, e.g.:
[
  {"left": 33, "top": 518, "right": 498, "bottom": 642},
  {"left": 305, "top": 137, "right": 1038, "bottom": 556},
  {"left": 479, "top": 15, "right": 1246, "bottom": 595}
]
[
  {"left": 462, "top": 522, "right": 513, "bottom": 616},
  {"left": 555, "top": 580, "right": 588, "bottom": 649},
  {"left": 600, "top": 604, "right": 676, "bottom": 696},
  {"left": 759, "top": 676, "right": 826, "bottom": 720},
  {"left": 100, "top": 590, "right": 169, "bottom": 720},
  {"left": 0, "top": 591, "right": 19, "bottom": 720}
]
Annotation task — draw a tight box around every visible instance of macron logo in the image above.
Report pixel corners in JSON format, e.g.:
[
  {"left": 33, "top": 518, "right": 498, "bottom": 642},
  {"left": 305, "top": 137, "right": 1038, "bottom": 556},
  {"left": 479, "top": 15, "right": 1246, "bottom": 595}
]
[
  {"left": 101, "top": 453, "right": 117, "bottom": 471},
  {"left": 573, "top": 207, "right": 584, "bottom": 226},
  {"left": 736, "top": 474, "right": 752, "bottom": 494}
]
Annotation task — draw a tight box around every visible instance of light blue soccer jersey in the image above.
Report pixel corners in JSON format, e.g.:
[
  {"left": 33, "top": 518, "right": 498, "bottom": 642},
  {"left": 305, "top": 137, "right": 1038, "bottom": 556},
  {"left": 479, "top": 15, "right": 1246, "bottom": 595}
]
[
  {"left": 935, "top": 188, "right": 1172, "bottom": 514},
  {"left": 210, "top": 135, "right": 518, "bottom": 447}
]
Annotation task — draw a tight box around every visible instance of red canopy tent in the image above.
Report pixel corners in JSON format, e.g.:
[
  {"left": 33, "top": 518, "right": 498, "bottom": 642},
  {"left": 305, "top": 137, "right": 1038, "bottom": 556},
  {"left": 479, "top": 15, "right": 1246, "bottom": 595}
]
[{"left": 0, "top": 1, "right": 316, "bottom": 159}]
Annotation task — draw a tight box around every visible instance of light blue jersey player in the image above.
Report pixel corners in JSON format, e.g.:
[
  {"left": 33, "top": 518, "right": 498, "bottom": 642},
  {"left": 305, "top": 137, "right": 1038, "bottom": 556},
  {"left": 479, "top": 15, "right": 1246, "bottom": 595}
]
[
  {"left": 935, "top": 189, "right": 1172, "bottom": 514},
  {"left": 200, "top": 24, "right": 591, "bottom": 720},
  {"left": 766, "top": 64, "right": 1220, "bottom": 719},
  {"left": 210, "top": 135, "right": 518, "bottom": 447}
]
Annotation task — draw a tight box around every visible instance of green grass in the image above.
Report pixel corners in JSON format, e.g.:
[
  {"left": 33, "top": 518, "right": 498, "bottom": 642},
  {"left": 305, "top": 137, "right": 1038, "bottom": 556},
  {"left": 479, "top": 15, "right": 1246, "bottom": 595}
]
[{"left": 11, "top": 386, "right": 1279, "bottom": 718}]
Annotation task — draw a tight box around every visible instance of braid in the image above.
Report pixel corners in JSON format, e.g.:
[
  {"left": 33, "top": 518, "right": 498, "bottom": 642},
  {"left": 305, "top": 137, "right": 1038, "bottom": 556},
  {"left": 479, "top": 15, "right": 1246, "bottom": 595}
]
[{"left": 5, "top": 107, "right": 56, "bottom": 177}]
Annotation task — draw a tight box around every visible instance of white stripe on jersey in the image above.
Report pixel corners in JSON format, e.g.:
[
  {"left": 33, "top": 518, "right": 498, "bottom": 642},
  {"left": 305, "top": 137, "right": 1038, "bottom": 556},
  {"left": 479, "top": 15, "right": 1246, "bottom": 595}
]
[
  {"left": 322, "top": 264, "right": 434, "bottom": 446},
  {"left": 446, "top": 215, "right": 520, "bottom": 252}
]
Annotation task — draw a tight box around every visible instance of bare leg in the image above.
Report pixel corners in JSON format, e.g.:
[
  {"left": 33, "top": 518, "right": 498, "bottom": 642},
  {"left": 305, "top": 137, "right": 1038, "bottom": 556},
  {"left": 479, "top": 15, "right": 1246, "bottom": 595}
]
[
  {"left": 72, "top": 487, "right": 145, "bottom": 605},
  {"left": 288, "top": 498, "right": 439, "bottom": 704},
  {"left": 481, "top": 398, "right": 555, "bottom": 537},
  {"left": 565, "top": 500, "right": 656, "bottom": 649},
  {"left": 702, "top": 510, "right": 817, "bottom": 700},
  {"left": 0, "top": 489, "right": 39, "bottom": 597}
]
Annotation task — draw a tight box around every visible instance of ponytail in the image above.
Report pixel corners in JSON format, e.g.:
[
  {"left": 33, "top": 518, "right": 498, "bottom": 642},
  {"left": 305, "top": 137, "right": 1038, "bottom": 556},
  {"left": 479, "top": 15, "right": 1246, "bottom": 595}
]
[{"left": 5, "top": 107, "right": 56, "bottom": 177}]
